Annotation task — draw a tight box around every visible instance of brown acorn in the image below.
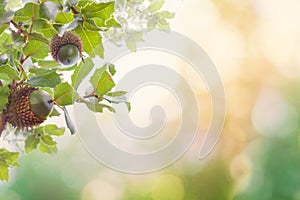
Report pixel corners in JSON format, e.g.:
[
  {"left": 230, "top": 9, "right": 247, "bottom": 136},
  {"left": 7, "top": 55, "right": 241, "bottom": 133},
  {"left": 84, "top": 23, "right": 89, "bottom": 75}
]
[
  {"left": 0, "top": 81, "right": 53, "bottom": 135},
  {"left": 50, "top": 31, "right": 83, "bottom": 67}
]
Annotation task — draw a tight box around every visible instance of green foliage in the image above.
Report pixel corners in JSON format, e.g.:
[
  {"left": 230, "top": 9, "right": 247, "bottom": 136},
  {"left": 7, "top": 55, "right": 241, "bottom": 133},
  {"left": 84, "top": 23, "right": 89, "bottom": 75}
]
[
  {"left": 0, "top": 148, "right": 19, "bottom": 181},
  {"left": 0, "top": 0, "right": 174, "bottom": 182}
]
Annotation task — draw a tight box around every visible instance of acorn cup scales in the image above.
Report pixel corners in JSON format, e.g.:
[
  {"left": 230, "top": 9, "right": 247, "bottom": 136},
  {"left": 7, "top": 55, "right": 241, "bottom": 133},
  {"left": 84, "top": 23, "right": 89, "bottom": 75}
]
[
  {"left": 0, "top": 81, "right": 53, "bottom": 135},
  {"left": 50, "top": 31, "right": 83, "bottom": 67}
]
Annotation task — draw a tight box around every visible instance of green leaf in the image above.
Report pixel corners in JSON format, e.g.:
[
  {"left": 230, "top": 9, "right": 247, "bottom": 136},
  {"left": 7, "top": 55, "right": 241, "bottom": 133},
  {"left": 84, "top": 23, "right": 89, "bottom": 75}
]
[
  {"left": 0, "top": 85, "right": 9, "bottom": 111},
  {"left": 49, "top": 107, "right": 60, "bottom": 117},
  {"left": 158, "top": 11, "right": 175, "bottom": 19},
  {"left": 55, "top": 11, "right": 74, "bottom": 24},
  {"left": 0, "top": 65, "right": 20, "bottom": 80},
  {"left": 37, "top": 60, "right": 60, "bottom": 68},
  {"left": 32, "top": 19, "right": 58, "bottom": 38},
  {"left": 64, "top": 107, "right": 76, "bottom": 135},
  {"left": 80, "top": 2, "right": 114, "bottom": 19},
  {"left": 41, "top": 135, "right": 57, "bottom": 146},
  {"left": 39, "top": 139, "right": 57, "bottom": 154},
  {"left": 125, "top": 101, "right": 131, "bottom": 112},
  {"left": 54, "top": 82, "right": 79, "bottom": 106},
  {"left": 27, "top": 71, "right": 61, "bottom": 88},
  {"left": 42, "top": 124, "right": 65, "bottom": 136},
  {"left": 71, "top": 57, "right": 94, "bottom": 89},
  {"left": 0, "top": 148, "right": 19, "bottom": 181},
  {"left": 92, "top": 16, "right": 120, "bottom": 28},
  {"left": 108, "top": 64, "right": 116, "bottom": 76},
  {"left": 0, "top": 24, "right": 8, "bottom": 35},
  {"left": 106, "top": 91, "right": 127, "bottom": 97},
  {"left": 85, "top": 100, "right": 115, "bottom": 113},
  {"left": 29, "top": 67, "right": 54, "bottom": 75},
  {"left": 75, "top": 24, "right": 103, "bottom": 57},
  {"left": 23, "top": 40, "right": 49, "bottom": 59},
  {"left": 90, "top": 65, "right": 115, "bottom": 96},
  {"left": 28, "top": 32, "right": 50, "bottom": 44},
  {"left": 0, "top": 164, "right": 8, "bottom": 182},
  {"left": 0, "top": 149, "right": 19, "bottom": 167},
  {"left": 13, "top": 2, "right": 40, "bottom": 22},
  {"left": 25, "top": 134, "right": 40, "bottom": 153},
  {"left": 148, "top": 0, "right": 165, "bottom": 13}
]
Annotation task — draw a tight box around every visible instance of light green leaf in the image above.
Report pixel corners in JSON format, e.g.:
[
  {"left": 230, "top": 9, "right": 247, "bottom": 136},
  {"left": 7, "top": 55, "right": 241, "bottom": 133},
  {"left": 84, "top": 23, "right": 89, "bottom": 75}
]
[
  {"left": 0, "top": 65, "right": 20, "bottom": 80},
  {"left": 37, "top": 60, "right": 60, "bottom": 68},
  {"left": 158, "top": 11, "right": 175, "bottom": 19},
  {"left": 27, "top": 71, "right": 61, "bottom": 88},
  {"left": 23, "top": 40, "right": 49, "bottom": 59},
  {"left": 0, "top": 85, "right": 9, "bottom": 111},
  {"left": 85, "top": 100, "right": 115, "bottom": 113},
  {"left": 0, "top": 164, "right": 8, "bottom": 182},
  {"left": 106, "top": 91, "right": 127, "bottom": 97},
  {"left": 64, "top": 107, "right": 76, "bottom": 135},
  {"left": 148, "top": 0, "right": 165, "bottom": 13},
  {"left": 81, "top": 2, "right": 114, "bottom": 19},
  {"left": 0, "top": 24, "right": 8, "bottom": 35},
  {"left": 0, "top": 148, "right": 19, "bottom": 181},
  {"left": 90, "top": 65, "right": 115, "bottom": 96},
  {"left": 39, "top": 140, "right": 57, "bottom": 154},
  {"left": 54, "top": 82, "right": 79, "bottom": 106},
  {"left": 13, "top": 2, "right": 40, "bottom": 22},
  {"left": 108, "top": 64, "right": 116, "bottom": 76},
  {"left": 75, "top": 24, "right": 103, "bottom": 57},
  {"left": 0, "top": 149, "right": 19, "bottom": 167},
  {"left": 25, "top": 134, "right": 40, "bottom": 153},
  {"left": 42, "top": 124, "right": 65, "bottom": 136},
  {"left": 55, "top": 11, "right": 74, "bottom": 24},
  {"left": 28, "top": 32, "right": 50, "bottom": 44},
  {"left": 71, "top": 57, "right": 94, "bottom": 89},
  {"left": 32, "top": 19, "right": 58, "bottom": 38}
]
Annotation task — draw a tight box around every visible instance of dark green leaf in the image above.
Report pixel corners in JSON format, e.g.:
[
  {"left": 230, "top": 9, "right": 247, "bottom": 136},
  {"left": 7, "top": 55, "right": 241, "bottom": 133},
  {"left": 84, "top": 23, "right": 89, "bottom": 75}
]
[
  {"left": 71, "top": 57, "right": 94, "bottom": 89},
  {"left": 23, "top": 40, "right": 49, "bottom": 59},
  {"left": 14, "top": 2, "right": 40, "bottom": 22},
  {"left": 25, "top": 134, "right": 40, "bottom": 153},
  {"left": 64, "top": 107, "right": 76, "bottom": 135},
  {"left": 27, "top": 71, "right": 61, "bottom": 88},
  {"left": 55, "top": 11, "right": 74, "bottom": 24},
  {"left": 54, "top": 82, "right": 79, "bottom": 106}
]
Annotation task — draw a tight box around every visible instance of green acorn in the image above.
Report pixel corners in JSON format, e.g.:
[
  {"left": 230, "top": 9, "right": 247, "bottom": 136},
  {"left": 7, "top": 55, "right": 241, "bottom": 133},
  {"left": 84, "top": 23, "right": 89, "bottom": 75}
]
[
  {"left": 1, "top": 81, "right": 53, "bottom": 134},
  {"left": 50, "top": 31, "right": 83, "bottom": 67}
]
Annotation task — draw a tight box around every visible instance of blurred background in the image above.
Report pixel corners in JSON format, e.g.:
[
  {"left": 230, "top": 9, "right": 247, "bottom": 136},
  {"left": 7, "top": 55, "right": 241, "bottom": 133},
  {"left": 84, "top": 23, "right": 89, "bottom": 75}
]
[{"left": 2, "top": 0, "right": 300, "bottom": 199}]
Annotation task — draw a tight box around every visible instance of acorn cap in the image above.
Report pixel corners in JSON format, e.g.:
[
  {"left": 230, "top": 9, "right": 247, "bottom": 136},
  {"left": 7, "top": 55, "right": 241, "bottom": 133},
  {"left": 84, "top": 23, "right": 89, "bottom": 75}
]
[
  {"left": 2, "top": 82, "right": 53, "bottom": 129},
  {"left": 50, "top": 31, "right": 83, "bottom": 62}
]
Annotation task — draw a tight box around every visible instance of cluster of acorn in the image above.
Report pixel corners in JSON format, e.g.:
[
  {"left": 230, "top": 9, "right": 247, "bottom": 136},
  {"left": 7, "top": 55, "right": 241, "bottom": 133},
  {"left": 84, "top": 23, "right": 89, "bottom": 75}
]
[{"left": 0, "top": 31, "right": 83, "bottom": 135}]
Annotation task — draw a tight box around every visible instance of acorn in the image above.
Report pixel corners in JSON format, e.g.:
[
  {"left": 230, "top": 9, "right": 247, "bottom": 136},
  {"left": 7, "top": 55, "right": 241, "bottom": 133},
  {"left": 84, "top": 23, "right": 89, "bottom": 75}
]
[
  {"left": 1, "top": 81, "right": 53, "bottom": 133},
  {"left": 50, "top": 31, "right": 83, "bottom": 67}
]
